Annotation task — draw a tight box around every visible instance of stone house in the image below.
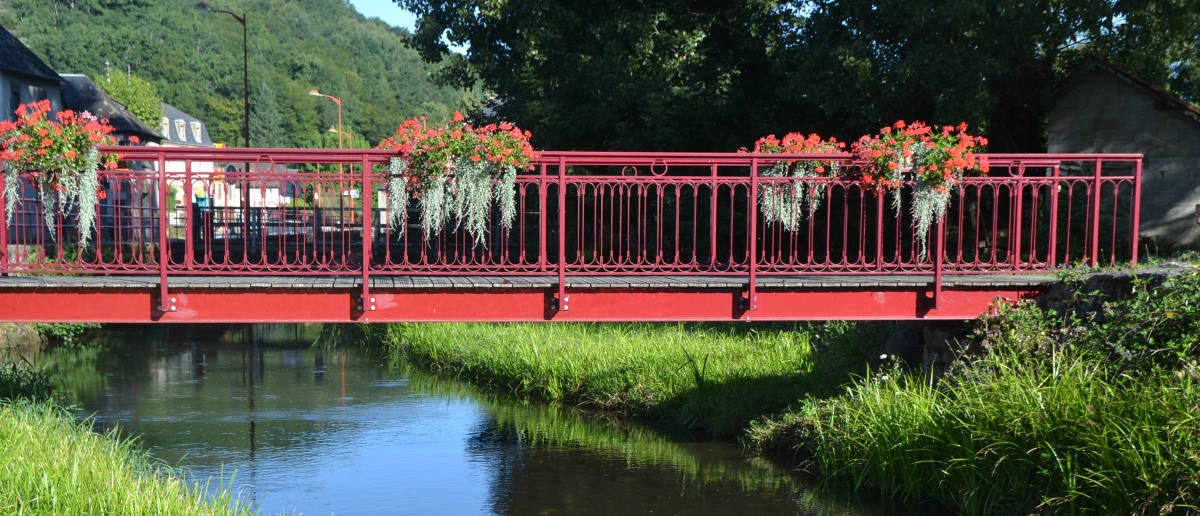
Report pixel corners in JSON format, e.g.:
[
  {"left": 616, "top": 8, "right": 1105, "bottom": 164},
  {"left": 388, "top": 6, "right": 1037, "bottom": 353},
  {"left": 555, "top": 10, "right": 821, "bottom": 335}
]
[{"left": 1048, "top": 61, "right": 1200, "bottom": 248}]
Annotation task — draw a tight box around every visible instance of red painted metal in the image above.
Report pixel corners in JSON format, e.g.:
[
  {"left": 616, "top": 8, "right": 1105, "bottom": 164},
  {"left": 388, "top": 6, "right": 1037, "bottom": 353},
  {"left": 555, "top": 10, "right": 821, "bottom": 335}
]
[
  {"left": 0, "top": 287, "right": 1040, "bottom": 323},
  {"left": 0, "top": 147, "right": 1143, "bottom": 322}
]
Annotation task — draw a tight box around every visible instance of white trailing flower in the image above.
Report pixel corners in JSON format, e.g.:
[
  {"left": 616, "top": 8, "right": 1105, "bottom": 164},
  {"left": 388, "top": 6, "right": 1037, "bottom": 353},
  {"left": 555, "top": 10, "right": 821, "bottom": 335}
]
[
  {"left": 386, "top": 157, "right": 519, "bottom": 246},
  {"left": 759, "top": 160, "right": 839, "bottom": 232}
]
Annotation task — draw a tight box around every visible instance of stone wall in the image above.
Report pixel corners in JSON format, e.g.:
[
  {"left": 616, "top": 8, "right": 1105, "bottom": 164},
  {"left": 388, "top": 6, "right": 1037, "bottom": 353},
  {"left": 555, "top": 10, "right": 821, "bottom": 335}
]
[{"left": 1047, "top": 68, "right": 1200, "bottom": 247}]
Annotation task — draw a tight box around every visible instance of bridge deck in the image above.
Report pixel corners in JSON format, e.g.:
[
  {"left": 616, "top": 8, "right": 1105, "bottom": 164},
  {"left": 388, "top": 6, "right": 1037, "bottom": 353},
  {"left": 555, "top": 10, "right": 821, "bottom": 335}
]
[
  {"left": 0, "top": 273, "right": 1054, "bottom": 323},
  {"left": 0, "top": 274, "right": 1057, "bottom": 290}
]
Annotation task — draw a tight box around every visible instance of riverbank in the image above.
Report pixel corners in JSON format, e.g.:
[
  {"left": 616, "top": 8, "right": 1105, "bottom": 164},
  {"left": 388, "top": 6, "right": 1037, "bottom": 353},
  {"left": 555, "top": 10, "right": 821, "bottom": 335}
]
[
  {"left": 377, "top": 269, "right": 1200, "bottom": 514},
  {"left": 0, "top": 364, "right": 254, "bottom": 515}
]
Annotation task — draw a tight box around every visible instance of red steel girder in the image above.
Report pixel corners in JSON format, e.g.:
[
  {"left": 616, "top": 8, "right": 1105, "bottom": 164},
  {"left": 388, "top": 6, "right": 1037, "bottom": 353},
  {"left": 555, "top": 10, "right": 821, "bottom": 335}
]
[{"left": 0, "top": 287, "right": 1042, "bottom": 323}]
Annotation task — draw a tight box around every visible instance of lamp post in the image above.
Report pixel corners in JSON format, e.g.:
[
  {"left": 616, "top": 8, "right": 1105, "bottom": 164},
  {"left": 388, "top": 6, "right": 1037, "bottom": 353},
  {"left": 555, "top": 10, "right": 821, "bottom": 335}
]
[
  {"left": 327, "top": 126, "right": 353, "bottom": 148},
  {"left": 195, "top": 2, "right": 256, "bottom": 253},
  {"left": 195, "top": 3, "right": 248, "bottom": 149},
  {"left": 310, "top": 90, "right": 347, "bottom": 223}
]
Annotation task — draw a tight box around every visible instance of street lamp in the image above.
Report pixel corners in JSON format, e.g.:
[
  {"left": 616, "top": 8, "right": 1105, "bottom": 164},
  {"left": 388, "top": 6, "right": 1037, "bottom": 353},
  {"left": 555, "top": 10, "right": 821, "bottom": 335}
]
[
  {"left": 309, "top": 90, "right": 343, "bottom": 150},
  {"left": 327, "top": 126, "right": 353, "bottom": 147},
  {"left": 195, "top": 2, "right": 256, "bottom": 253},
  {"left": 194, "top": 3, "right": 248, "bottom": 149}
]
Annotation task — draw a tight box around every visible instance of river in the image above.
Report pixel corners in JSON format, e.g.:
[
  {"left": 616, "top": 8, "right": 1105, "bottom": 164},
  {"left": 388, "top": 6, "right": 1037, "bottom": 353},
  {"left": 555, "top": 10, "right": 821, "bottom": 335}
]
[{"left": 26, "top": 324, "right": 914, "bottom": 515}]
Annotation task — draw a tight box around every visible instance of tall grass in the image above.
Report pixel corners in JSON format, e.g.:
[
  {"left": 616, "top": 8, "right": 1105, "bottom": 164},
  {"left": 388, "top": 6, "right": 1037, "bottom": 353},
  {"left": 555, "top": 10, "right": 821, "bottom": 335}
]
[
  {"left": 748, "top": 348, "right": 1200, "bottom": 514},
  {"left": 0, "top": 362, "right": 255, "bottom": 515},
  {"left": 374, "top": 322, "right": 886, "bottom": 437}
]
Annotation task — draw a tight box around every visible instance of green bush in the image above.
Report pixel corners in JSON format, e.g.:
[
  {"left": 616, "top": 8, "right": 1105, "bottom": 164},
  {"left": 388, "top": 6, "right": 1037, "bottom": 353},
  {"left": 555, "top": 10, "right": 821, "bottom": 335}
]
[
  {"left": 0, "top": 362, "right": 54, "bottom": 402},
  {"left": 34, "top": 323, "right": 101, "bottom": 346}
]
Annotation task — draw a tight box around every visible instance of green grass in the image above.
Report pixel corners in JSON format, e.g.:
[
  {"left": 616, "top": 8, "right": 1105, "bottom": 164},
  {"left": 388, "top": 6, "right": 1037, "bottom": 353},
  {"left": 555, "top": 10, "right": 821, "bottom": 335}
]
[
  {"left": 748, "top": 349, "right": 1200, "bottom": 514},
  {"left": 373, "top": 321, "right": 887, "bottom": 437},
  {"left": 0, "top": 363, "right": 254, "bottom": 516}
]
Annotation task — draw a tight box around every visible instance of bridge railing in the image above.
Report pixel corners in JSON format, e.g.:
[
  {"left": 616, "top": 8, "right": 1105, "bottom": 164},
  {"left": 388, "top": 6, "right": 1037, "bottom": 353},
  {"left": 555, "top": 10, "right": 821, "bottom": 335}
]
[{"left": 0, "top": 148, "right": 1142, "bottom": 282}]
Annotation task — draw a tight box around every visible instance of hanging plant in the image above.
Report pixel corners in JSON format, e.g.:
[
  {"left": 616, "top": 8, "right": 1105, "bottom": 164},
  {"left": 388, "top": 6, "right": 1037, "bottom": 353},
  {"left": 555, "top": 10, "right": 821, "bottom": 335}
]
[
  {"left": 746, "top": 132, "right": 846, "bottom": 231},
  {"left": 378, "top": 112, "right": 536, "bottom": 245},
  {"left": 1, "top": 100, "right": 118, "bottom": 247},
  {"left": 853, "top": 121, "right": 990, "bottom": 259}
]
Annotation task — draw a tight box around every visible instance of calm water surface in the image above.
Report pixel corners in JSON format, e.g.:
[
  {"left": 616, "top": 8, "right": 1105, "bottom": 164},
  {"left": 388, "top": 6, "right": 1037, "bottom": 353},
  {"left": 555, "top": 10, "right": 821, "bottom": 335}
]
[{"left": 35, "top": 324, "right": 914, "bottom": 515}]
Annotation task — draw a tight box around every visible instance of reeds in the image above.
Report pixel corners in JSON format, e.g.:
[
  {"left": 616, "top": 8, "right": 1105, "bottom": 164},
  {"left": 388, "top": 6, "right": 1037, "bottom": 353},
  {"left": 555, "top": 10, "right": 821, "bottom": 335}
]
[{"left": 749, "top": 349, "right": 1200, "bottom": 514}]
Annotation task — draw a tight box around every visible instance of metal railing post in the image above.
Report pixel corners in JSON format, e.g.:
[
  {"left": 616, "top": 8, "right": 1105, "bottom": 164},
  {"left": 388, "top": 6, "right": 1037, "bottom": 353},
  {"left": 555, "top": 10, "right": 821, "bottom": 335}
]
[
  {"left": 746, "top": 157, "right": 758, "bottom": 311},
  {"left": 184, "top": 160, "right": 194, "bottom": 270},
  {"left": 934, "top": 216, "right": 944, "bottom": 310},
  {"left": 555, "top": 156, "right": 568, "bottom": 312},
  {"left": 1048, "top": 165, "right": 1060, "bottom": 266},
  {"left": 1090, "top": 160, "right": 1102, "bottom": 267},
  {"left": 0, "top": 172, "right": 7, "bottom": 275},
  {"left": 157, "top": 151, "right": 174, "bottom": 313},
  {"left": 538, "top": 163, "right": 547, "bottom": 273},
  {"left": 1132, "top": 156, "right": 1142, "bottom": 266},
  {"left": 360, "top": 153, "right": 374, "bottom": 314},
  {"left": 1012, "top": 162, "right": 1025, "bottom": 271}
]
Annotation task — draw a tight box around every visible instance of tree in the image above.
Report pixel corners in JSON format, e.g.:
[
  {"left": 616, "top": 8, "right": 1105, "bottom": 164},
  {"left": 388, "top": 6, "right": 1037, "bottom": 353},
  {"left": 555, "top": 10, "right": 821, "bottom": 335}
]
[
  {"left": 98, "top": 72, "right": 164, "bottom": 130},
  {"left": 398, "top": 0, "right": 1200, "bottom": 152},
  {"left": 251, "top": 81, "right": 286, "bottom": 148}
]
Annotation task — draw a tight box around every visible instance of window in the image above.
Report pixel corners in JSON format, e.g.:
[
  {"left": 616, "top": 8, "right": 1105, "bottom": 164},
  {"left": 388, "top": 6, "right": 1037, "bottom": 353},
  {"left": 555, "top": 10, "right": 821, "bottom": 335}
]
[
  {"left": 191, "top": 121, "right": 203, "bottom": 143},
  {"left": 161, "top": 117, "right": 170, "bottom": 139},
  {"left": 30, "top": 86, "right": 47, "bottom": 101},
  {"left": 174, "top": 120, "right": 186, "bottom": 142}
]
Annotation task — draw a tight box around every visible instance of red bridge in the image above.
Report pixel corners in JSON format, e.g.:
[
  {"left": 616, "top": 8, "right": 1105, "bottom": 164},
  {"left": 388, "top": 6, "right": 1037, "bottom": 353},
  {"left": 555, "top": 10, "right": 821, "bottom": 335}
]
[{"left": 0, "top": 148, "right": 1142, "bottom": 323}]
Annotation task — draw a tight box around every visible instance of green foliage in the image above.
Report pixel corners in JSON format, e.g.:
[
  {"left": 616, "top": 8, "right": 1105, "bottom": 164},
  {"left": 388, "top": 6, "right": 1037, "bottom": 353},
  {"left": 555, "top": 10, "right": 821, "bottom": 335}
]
[
  {"left": 250, "top": 80, "right": 285, "bottom": 147},
  {"left": 401, "top": 0, "right": 1200, "bottom": 152},
  {"left": 0, "top": 362, "right": 55, "bottom": 403},
  {"left": 34, "top": 323, "right": 101, "bottom": 346},
  {"left": 751, "top": 349, "right": 1200, "bottom": 514},
  {"left": 98, "top": 72, "right": 164, "bottom": 129},
  {"left": 0, "top": 401, "right": 256, "bottom": 515},
  {"left": 1, "top": 0, "right": 476, "bottom": 148},
  {"left": 974, "top": 270, "right": 1200, "bottom": 374}
]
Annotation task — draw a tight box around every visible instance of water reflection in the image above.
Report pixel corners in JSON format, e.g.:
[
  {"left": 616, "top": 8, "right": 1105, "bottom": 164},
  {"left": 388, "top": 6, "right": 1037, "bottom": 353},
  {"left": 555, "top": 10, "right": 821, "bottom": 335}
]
[{"left": 32, "top": 325, "right": 912, "bottom": 516}]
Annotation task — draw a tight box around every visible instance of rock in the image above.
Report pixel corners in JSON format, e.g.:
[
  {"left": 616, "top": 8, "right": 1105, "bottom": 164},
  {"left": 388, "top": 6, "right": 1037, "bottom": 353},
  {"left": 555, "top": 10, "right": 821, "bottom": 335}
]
[
  {"left": 883, "top": 328, "right": 924, "bottom": 368},
  {"left": 922, "top": 324, "right": 977, "bottom": 377}
]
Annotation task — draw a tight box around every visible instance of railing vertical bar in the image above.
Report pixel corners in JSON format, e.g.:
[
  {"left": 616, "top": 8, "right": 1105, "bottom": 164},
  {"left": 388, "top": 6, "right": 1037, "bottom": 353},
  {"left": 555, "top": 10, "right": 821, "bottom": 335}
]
[
  {"left": 1132, "top": 157, "right": 1142, "bottom": 266},
  {"left": 157, "top": 151, "right": 171, "bottom": 312},
  {"left": 709, "top": 164, "right": 718, "bottom": 271},
  {"left": 557, "top": 156, "right": 567, "bottom": 312},
  {"left": 1048, "top": 165, "right": 1060, "bottom": 266},
  {"left": 747, "top": 158, "right": 758, "bottom": 311},
  {"left": 934, "top": 216, "right": 944, "bottom": 310},
  {"left": 538, "top": 163, "right": 547, "bottom": 273},
  {"left": 361, "top": 154, "right": 373, "bottom": 313},
  {"left": 184, "top": 160, "right": 194, "bottom": 270},
  {"left": 875, "top": 191, "right": 884, "bottom": 271},
  {"left": 0, "top": 172, "right": 7, "bottom": 275},
  {"left": 1090, "top": 160, "right": 1103, "bottom": 267},
  {"left": 1012, "top": 162, "right": 1025, "bottom": 271}
]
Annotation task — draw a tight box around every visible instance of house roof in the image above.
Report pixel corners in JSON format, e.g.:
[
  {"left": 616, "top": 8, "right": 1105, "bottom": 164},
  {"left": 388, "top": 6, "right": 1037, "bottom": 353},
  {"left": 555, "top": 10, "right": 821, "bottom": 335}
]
[
  {"left": 161, "top": 102, "right": 215, "bottom": 147},
  {"left": 60, "top": 74, "right": 162, "bottom": 141},
  {"left": 1079, "top": 59, "right": 1200, "bottom": 125},
  {"left": 0, "top": 25, "right": 61, "bottom": 82}
]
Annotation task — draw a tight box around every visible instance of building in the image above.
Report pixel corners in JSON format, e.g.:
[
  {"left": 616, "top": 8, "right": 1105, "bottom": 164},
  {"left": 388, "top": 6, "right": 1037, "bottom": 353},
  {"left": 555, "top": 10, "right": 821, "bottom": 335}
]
[
  {"left": 0, "top": 25, "right": 63, "bottom": 120},
  {"left": 60, "top": 74, "right": 162, "bottom": 144},
  {"left": 157, "top": 103, "right": 219, "bottom": 212},
  {"left": 1048, "top": 61, "right": 1200, "bottom": 248}
]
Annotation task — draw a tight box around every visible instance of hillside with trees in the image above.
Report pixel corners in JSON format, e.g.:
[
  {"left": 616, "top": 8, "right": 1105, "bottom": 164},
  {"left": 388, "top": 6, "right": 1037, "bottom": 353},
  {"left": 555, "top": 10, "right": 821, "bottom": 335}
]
[{"left": 0, "top": 0, "right": 474, "bottom": 148}]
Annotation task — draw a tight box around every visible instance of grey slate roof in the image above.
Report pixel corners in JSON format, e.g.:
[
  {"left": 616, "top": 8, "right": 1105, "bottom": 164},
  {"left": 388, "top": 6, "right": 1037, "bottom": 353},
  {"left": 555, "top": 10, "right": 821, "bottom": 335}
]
[
  {"left": 161, "top": 102, "right": 215, "bottom": 147},
  {"left": 60, "top": 74, "right": 162, "bottom": 142},
  {"left": 0, "top": 25, "right": 60, "bottom": 82}
]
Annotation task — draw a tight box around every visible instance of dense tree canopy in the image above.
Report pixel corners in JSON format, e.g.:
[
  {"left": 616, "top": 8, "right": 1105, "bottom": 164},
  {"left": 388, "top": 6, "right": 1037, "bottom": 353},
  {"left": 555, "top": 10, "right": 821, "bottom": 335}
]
[
  {"left": 0, "top": 0, "right": 477, "bottom": 147},
  {"left": 97, "top": 72, "right": 164, "bottom": 129},
  {"left": 399, "top": 0, "right": 1200, "bottom": 152}
]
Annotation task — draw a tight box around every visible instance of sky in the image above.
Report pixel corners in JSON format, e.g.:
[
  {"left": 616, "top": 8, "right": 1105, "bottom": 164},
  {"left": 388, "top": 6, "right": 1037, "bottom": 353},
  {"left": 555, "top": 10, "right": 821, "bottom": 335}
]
[{"left": 346, "top": 0, "right": 417, "bottom": 31}]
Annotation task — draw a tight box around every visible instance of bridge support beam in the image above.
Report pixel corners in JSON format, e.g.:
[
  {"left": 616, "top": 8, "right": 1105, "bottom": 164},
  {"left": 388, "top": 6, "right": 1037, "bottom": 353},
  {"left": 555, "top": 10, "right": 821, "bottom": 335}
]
[{"left": 0, "top": 286, "right": 1042, "bottom": 323}]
